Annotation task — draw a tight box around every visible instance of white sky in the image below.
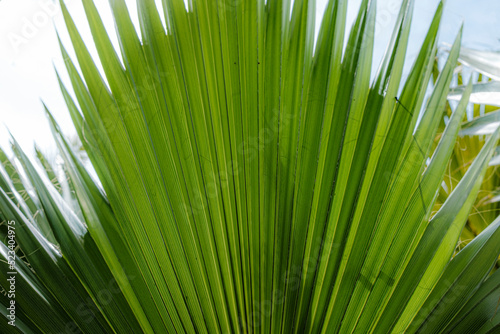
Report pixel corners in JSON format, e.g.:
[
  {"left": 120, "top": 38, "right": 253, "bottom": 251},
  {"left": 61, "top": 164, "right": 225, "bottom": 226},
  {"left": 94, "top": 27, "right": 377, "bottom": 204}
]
[{"left": 0, "top": 0, "right": 498, "bottom": 156}]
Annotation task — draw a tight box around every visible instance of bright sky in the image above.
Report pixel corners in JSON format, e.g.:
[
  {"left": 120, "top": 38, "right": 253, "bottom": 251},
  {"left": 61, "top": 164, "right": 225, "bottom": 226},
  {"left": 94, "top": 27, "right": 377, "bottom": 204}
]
[{"left": 0, "top": 0, "right": 499, "bottom": 156}]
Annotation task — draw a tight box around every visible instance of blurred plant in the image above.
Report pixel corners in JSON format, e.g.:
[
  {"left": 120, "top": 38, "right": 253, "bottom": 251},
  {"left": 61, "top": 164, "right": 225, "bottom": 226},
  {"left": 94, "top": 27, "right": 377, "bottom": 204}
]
[{"left": 433, "top": 48, "right": 500, "bottom": 257}]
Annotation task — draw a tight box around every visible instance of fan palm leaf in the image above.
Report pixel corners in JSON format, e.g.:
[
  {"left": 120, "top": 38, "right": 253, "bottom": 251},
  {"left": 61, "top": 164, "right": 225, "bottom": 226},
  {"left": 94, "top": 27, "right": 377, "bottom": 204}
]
[{"left": 1, "top": 0, "right": 500, "bottom": 333}]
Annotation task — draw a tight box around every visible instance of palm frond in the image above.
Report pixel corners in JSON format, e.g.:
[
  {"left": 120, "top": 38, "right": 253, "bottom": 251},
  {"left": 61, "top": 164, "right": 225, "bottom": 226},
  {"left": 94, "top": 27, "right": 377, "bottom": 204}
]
[{"left": 1, "top": 0, "right": 500, "bottom": 333}]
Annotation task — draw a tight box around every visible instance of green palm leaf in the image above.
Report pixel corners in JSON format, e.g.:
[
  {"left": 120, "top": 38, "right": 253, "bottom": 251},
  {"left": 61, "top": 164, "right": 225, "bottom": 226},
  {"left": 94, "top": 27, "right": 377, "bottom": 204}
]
[{"left": 1, "top": 0, "right": 500, "bottom": 333}]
